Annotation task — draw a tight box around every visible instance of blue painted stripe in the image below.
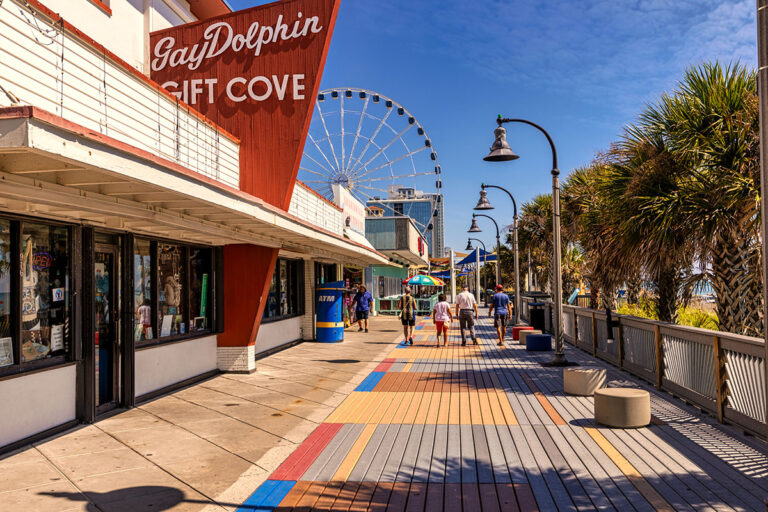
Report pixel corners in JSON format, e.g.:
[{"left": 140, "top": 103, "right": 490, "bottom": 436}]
[
  {"left": 354, "top": 371, "right": 386, "bottom": 392},
  {"left": 236, "top": 480, "right": 296, "bottom": 511},
  {"left": 415, "top": 325, "right": 424, "bottom": 330}
]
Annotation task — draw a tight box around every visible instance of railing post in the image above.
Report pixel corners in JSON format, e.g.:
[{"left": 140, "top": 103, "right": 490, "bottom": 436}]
[
  {"left": 617, "top": 318, "right": 624, "bottom": 371},
  {"left": 573, "top": 310, "right": 579, "bottom": 346},
  {"left": 712, "top": 335, "right": 726, "bottom": 423},
  {"left": 591, "top": 311, "right": 598, "bottom": 356},
  {"left": 654, "top": 324, "right": 663, "bottom": 389}
]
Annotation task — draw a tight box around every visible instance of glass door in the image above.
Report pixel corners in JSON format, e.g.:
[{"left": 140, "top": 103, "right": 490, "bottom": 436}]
[{"left": 94, "top": 245, "right": 119, "bottom": 413}]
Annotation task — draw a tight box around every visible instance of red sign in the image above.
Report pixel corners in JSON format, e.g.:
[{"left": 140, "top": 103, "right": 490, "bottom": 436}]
[{"left": 150, "top": 0, "right": 340, "bottom": 210}]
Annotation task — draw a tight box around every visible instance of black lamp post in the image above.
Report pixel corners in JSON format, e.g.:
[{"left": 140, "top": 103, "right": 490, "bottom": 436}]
[
  {"left": 475, "top": 185, "right": 521, "bottom": 326},
  {"left": 466, "top": 238, "right": 488, "bottom": 306},
  {"left": 483, "top": 115, "right": 567, "bottom": 365},
  {"left": 468, "top": 213, "right": 500, "bottom": 287}
]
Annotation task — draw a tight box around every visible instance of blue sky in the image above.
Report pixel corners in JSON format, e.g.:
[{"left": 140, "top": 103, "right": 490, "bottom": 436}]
[{"left": 230, "top": 0, "right": 757, "bottom": 254}]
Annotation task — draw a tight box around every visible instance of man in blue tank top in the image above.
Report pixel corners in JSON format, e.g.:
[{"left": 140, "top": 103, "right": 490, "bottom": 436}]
[{"left": 489, "top": 284, "right": 511, "bottom": 346}]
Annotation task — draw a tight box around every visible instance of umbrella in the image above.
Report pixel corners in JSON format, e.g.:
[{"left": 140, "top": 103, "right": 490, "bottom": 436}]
[{"left": 405, "top": 274, "right": 445, "bottom": 286}]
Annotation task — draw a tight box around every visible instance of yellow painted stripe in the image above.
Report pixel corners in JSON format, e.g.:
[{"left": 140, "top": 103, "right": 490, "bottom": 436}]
[
  {"left": 585, "top": 428, "right": 674, "bottom": 511},
  {"left": 459, "top": 387, "right": 471, "bottom": 425},
  {"left": 325, "top": 391, "right": 362, "bottom": 423},
  {"left": 403, "top": 360, "right": 414, "bottom": 373},
  {"left": 351, "top": 393, "right": 380, "bottom": 423},
  {"left": 425, "top": 392, "right": 442, "bottom": 424},
  {"left": 449, "top": 387, "right": 460, "bottom": 425},
  {"left": 332, "top": 423, "right": 377, "bottom": 481},
  {"left": 496, "top": 390, "right": 518, "bottom": 425},
  {"left": 477, "top": 390, "right": 493, "bottom": 425},
  {"left": 413, "top": 391, "right": 431, "bottom": 424},
  {"left": 316, "top": 321, "right": 344, "bottom": 328},
  {"left": 437, "top": 392, "right": 451, "bottom": 424},
  {"left": 370, "top": 391, "right": 397, "bottom": 423}
]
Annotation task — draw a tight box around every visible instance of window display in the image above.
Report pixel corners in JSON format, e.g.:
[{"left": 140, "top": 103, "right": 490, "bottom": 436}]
[
  {"left": 0, "top": 220, "right": 11, "bottom": 367},
  {"left": 263, "top": 258, "right": 303, "bottom": 320},
  {"left": 134, "top": 239, "right": 153, "bottom": 343},
  {"left": 21, "top": 223, "right": 69, "bottom": 362},
  {"left": 189, "top": 247, "right": 211, "bottom": 333},
  {"left": 158, "top": 244, "right": 184, "bottom": 337}
]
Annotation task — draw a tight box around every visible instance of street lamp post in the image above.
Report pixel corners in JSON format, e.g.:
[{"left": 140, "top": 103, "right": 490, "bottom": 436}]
[
  {"left": 755, "top": 0, "right": 768, "bottom": 453},
  {"left": 466, "top": 238, "right": 488, "bottom": 306},
  {"left": 468, "top": 213, "right": 501, "bottom": 287},
  {"left": 483, "top": 115, "right": 567, "bottom": 365},
  {"left": 475, "top": 185, "right": 522, "bottom": 326}
]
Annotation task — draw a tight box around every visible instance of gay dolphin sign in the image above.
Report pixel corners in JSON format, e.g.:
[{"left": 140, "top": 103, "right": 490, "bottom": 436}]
[{"left": 150, "top": 0, "right": 340, "bottom": 209}]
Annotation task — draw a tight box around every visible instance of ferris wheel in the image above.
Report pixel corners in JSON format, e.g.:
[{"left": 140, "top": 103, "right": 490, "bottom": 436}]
[{"left": 298, "top": 88, "right": 442, "bottom": 237}]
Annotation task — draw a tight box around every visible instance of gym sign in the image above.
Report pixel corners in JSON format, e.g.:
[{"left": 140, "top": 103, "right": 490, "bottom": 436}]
[{"left": 150, "top": 0, "right": 340, "bottom": 209}]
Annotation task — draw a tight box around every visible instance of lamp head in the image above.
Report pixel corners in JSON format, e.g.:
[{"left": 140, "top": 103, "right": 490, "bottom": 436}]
[
  {"left": 468, "top": 217, "right": 482, "bottom": 233},
  {"left": 474, "top": 189, "right": 494, "bottom": 210},
  {"left": 465, "top": 240, "right": 473, "bottom": 251},
  {"left": 483, "top": 125, "right": 519, "bottom": 162}
]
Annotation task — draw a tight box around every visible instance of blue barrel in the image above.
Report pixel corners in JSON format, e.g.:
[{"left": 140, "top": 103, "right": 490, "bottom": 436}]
[{"left": 316, "top": 281, "right": 345, "bottom": 343}]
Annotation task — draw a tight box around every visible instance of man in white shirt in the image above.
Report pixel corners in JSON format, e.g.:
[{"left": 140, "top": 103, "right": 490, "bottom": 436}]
[{"left": 454, "top": 285, "right": 478, "bottom": 346}]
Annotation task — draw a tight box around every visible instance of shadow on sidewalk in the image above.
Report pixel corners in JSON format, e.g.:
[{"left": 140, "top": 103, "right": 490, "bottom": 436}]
[{"left": 40, "top": 486, "right": 266, "bottom": 511}]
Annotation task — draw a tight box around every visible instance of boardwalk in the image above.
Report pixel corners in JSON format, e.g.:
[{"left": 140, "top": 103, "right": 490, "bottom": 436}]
[{"left": 237, "top": 317, "right": 768, "bottom": 511}]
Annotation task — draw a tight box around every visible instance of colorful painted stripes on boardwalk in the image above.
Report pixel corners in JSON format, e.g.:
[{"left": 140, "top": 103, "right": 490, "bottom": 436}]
[{"left": 231, "top": 314, "right": 768, "bottom": 511}]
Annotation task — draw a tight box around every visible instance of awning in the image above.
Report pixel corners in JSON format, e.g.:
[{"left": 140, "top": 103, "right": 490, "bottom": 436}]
[
  {"left": 457, "top": 249, "right": 497, "bottom": 266},
  {"left": 0, "top": 106, "right": 388, "bottom": 267}
]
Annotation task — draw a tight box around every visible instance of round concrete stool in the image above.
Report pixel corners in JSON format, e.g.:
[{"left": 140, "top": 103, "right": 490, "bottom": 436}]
[
  {"left": 563, "top": 368, "right": 606, "bottom": 396},
  {"left": 594, "top": 388, "right": 650, "bottom": 428},
  {"left": 525, "top": 334, "right": 551, "bottom": 351},
  {"left": 518, "top": 329, "right": 542, "bottom": 345},
  {"left": 512, "top": 325, "right": 534, "bottom": 341}
]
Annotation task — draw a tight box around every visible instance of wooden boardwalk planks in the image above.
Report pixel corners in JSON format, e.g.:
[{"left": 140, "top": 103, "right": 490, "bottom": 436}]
[{"left": 238, "top": 316, "right": 768, "bottom": 512}]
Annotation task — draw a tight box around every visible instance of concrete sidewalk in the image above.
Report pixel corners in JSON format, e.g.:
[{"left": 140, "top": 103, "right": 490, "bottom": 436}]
[{"left": 0, "top": 315, "right": 403, "bottom": 512}]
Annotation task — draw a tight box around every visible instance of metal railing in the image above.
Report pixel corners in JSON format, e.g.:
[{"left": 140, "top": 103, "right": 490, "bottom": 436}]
[
  {"left": 520, "top": 296, "right": 766, "bottom": 436},
  {"left": 376, "top": 294, "right": 439, "bottom": 317},
  {"left": 0, "top": 0, "right": 240, "bottom": 188}
]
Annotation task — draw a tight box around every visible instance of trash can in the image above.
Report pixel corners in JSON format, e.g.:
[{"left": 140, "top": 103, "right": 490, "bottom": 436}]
[
  {"left": 529, "top": 302, "right": 546, "bottom": 332},
  {"left": 316, "top": 281, "right": 345, "bottom": 343}
]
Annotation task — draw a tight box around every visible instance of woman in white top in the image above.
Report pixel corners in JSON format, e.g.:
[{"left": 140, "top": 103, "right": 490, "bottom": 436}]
[{"left": 431, "top": 293, "right": 453, "bottom": 347}]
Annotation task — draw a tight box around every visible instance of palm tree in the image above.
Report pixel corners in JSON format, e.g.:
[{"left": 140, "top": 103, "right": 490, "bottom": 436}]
[{"left": 653, "top": 62, "right": 762, "bottom": 334}]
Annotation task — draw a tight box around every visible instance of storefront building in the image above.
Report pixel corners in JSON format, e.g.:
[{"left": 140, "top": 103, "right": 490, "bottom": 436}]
[{"left": 0, "top": 0, "right": 386, "bottom": 452}]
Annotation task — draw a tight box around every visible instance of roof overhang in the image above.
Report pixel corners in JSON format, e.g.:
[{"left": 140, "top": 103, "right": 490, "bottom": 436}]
[
  {"left": 0, "top": 107, "right": 387, "bottom": 267},
  {"left": 188, "top": 0, "right": 232, "bottom": 20}
]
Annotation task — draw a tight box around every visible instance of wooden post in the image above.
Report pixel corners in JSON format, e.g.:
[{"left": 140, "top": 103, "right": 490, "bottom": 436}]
[
  {"left": 712, "top": 336, "right": 726, "bottom": 423},
  {"left": 654, "top": 324, "right": 663, "bottom": 389},
  {"left": 591, "top": 311, "right": 598, "bottom": 356},
  {"left": 573, "top": 310, "right": 579, "bottom": 346},
  {"left": 617, "top": 320, "right": 624, "bottom": 371}
]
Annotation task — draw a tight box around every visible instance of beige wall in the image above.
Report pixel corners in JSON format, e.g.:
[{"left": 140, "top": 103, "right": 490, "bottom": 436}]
[
  {"left": 135, "top": 335, "right": 217, "bottom": 396},
  {"left": 39, "top": 0, "right": 194, "bottom": 72},
  {"left": 0, "top": 365, "right": 76, "bottom": 447}
]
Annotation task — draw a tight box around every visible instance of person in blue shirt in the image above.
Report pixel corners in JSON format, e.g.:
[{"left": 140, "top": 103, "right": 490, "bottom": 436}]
[
  {"left": 351, "top": 285, "right": 373, "bottom": 333},
  {"left": 488, "top": 284, "right": 512, "bottom": 346}
]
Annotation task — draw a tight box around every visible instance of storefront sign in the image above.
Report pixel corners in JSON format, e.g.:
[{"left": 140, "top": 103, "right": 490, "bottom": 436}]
[{"left": 150, "top": 0, "right": 341, "bottom": 210}]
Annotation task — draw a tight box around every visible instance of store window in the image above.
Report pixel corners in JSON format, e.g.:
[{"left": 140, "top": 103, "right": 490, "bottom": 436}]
[
  {"left": 158, "top": 244, "right": 184, "bottom": 337},
  {"left": 0, "top": 220, "right": 12, "bottom": 368},
  {"left": 135, "top": 239, "right": 216, "bottom": 346},
  {"left": 133, "top": 239, "right": 153, "bottom": 343},
  {"left": 21, "top": 223, "right": 69, "bottom": 363},
  {"left": 263, "top": 258, "right": 303, "bottom": 321},
  {"left": 189, "top": 247, "right": 212, "bottom": 333}
]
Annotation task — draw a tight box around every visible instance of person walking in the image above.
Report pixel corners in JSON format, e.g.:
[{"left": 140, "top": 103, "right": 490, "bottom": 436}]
[
  {"left": 431, "top": 293, "right": 452, "bottom": 347},
  {"left": 351, "top": 285, "right": 373, "bottom": 332},
  {"left": 455, "top": 285, "right": 478, "bottom": 346},
  {"left": 489, "top": 284, "right": 512, "bottom": 346},
  {"left": 398, "top": 286, "right": 417, "bottom": 345}
]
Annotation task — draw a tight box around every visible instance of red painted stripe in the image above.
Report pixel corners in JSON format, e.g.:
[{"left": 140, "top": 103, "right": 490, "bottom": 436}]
[
  {"left": 374, "top": 361, "right": 393, "bottom": 372},
  {"left": 270, "top": 423, "right": 343, "bottom": 480}
]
